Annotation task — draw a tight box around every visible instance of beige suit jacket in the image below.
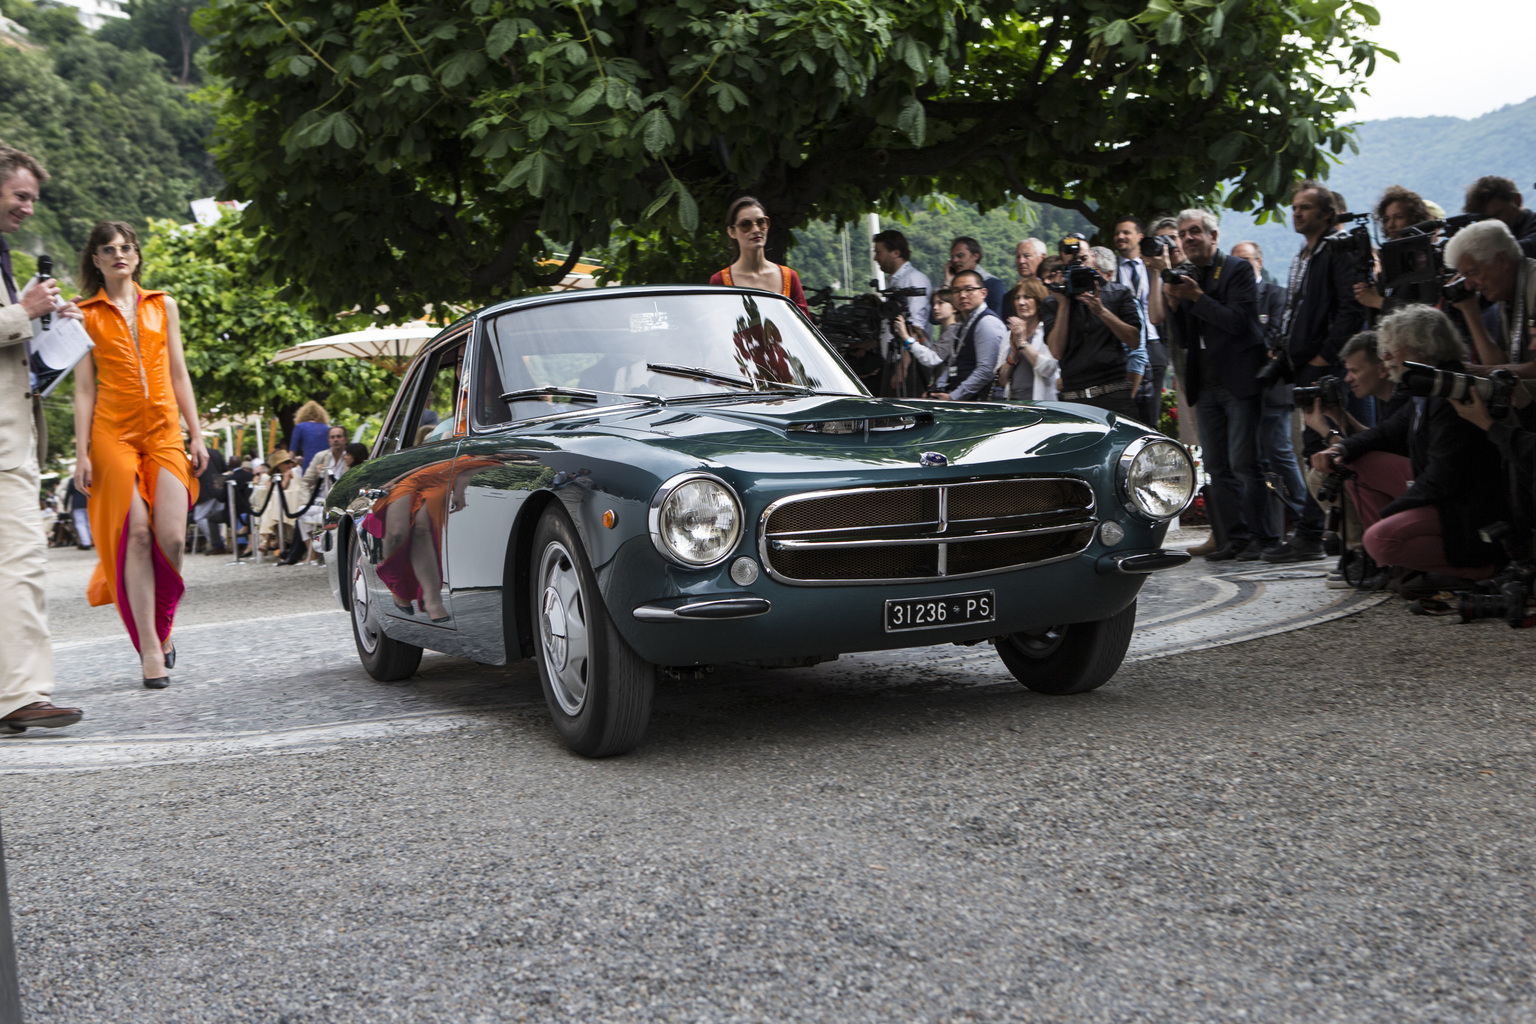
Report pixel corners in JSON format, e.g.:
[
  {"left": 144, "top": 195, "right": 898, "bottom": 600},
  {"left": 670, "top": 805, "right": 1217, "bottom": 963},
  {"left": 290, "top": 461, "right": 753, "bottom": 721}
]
[{"left": 0, "top": 301, "right": 43, "bottom": 472}]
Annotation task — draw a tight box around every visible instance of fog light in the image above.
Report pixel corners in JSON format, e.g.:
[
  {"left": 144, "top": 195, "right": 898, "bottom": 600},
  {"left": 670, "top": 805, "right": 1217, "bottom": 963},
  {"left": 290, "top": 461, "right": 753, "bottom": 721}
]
[
  {"left": 1099, "top": 521, "right": 1125, "bottom": 546},
  {"left": 730, "top": 556, "right": 759, "bottom": 586}
]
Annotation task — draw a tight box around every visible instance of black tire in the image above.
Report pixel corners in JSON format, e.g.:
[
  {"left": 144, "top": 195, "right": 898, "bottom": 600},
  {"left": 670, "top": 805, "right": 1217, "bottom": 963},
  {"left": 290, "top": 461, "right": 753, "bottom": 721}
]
[
  {"left": 995, "top": 600, "right": 1136, "bottom": 695},
  {"left": 349, "top": 529, "right": 423, "bottom": 682},
  {"left": 530, "top": 506, "right": 655, "bottom": 757}
]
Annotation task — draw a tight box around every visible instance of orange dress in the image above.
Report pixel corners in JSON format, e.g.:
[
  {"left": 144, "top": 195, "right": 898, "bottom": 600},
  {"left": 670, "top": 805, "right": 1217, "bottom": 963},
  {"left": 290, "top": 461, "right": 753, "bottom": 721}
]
[{"left": 78, "top": 285, "right": 197, "bottom": 653}]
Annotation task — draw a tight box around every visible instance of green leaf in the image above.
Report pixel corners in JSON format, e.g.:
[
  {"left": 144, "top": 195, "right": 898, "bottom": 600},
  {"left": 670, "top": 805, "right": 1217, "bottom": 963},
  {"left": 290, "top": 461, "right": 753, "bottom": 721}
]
[
  {"left": 676, "top": 180, "right": 698, "bottom": 233},
  {"left": 438, "top": 51, "right": 486, "bottom": 89},
  {"left": 642, "top": 180, "right": 676, "bottom": 221},
  {"left": 1353, "top": 3, "right": 1380, "bottom": 26},
  {"left": 486, "top": 19, "right": 520, "bottom": 59},
  {"left": 1207, "top": 130, "right": 1244, "bottom": 167},
  {"left": 639, "top": 108, "right": 674, "bottom": 154},
  {"left": 896, "top": 96, "right": 925, "bottom": 147}
]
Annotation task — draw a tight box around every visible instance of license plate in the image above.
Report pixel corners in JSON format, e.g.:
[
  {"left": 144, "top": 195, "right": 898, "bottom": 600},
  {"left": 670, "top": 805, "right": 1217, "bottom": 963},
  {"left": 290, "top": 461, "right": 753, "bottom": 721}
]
[{"left": 884, "top": 590, "right": 995, "bottom": 632}]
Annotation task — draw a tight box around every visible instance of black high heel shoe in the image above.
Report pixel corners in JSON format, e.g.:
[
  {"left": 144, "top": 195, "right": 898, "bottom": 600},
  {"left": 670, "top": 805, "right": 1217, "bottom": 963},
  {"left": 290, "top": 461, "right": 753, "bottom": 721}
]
[
  {"left": 143, "top": 676, "right": 169, "bottom": 689},
  {"left": 163, "top": 643, "right": 176, "bottom": 670}
]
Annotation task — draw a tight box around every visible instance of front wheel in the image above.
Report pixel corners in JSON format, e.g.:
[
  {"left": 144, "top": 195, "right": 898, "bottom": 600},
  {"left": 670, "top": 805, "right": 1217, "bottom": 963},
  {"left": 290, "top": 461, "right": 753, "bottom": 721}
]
[
  {"left": 349, "top": 529, "right": 423, "bottom": 682},
  {"left": 995, "top": 600, "right": 1136, "bottom": 695},
  {"left": 531, "top": 506, "right": 655, "bottom": 757}
]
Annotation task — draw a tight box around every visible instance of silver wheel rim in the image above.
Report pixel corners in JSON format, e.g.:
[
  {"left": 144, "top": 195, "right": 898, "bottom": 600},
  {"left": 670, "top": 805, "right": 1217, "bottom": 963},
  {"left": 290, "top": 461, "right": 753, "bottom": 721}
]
[
  {"left": 352, "top": 547, "right": 381, "bottom": 655},
  {"left": 538, "top": 540, "right": 591, "bottom": 716},
  {"left": 1011, "top": 624, "right": 1066, "bottom": 658}
]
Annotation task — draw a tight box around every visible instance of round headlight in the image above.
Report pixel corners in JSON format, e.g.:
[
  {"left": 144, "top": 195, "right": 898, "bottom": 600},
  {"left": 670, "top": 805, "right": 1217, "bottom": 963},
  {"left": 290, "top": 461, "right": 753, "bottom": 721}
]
[
  {"left": 650, "top": 474, "right": 743, "bottom": 567},
  {"left": 1120, "top": 437, "right": 1195, "bottom": 520}
]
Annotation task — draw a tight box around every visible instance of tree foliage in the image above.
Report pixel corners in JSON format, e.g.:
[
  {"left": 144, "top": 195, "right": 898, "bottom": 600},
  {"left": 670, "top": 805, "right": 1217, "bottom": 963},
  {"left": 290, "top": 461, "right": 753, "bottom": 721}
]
[
  {"left": 139, "top": 213, "right": 397, "bottom": 428},
  {"left": 0, "top": 29, "right": 219, "bottom": 272},
  {"left": 200, "top": 0, "right": 1388, "bottom": 315},
  {"left": 98, "top": 0, "right": 210, "bottom": 84}
]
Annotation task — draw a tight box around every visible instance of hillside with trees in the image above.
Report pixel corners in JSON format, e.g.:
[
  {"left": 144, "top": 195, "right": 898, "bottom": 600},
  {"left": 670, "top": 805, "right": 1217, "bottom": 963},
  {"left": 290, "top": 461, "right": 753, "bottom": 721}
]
[
  {"left": 0, "top": 0, "right": 218, "bottom": 283},
  {"left": 1220, "top": 95, "right": 1536, "bottom": 275}
]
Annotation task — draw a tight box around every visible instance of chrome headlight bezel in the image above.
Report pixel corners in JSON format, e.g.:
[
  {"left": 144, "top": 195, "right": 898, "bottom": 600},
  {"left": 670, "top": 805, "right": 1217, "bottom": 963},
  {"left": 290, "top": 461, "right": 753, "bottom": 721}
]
[
  {"left": 648, "top": 472, "right": 744, "bottom": 568},
  {"left": 1118, "top": 435, "right": 1196, "bottom": 522}
]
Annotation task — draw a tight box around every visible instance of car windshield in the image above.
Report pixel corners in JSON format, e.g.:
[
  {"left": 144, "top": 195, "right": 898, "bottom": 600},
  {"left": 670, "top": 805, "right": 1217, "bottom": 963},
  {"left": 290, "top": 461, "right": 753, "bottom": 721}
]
[{"left": 482, "top": 290, "right": 864, "bottom": 421}]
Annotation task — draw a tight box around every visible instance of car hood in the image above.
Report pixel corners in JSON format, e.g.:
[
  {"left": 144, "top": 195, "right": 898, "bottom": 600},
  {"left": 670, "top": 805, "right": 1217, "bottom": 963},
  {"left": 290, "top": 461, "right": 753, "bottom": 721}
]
[{"left": 529, "top": 395, "right": 1119, "bottom": 472}]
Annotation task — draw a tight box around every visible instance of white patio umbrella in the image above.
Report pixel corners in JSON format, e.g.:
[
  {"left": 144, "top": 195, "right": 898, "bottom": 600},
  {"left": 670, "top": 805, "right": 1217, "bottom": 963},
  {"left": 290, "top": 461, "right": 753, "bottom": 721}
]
[{"left": 269, "top": 322, "right": 443, "bottom": 373}]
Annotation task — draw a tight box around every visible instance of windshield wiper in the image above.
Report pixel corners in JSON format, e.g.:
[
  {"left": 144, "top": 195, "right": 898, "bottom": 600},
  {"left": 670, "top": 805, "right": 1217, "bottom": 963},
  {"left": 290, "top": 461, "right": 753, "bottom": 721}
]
[
  {"left": 501, "top": 386, "right": 664, "bottom": 406},
  {"left": 645, "top": 363, "right": 815, "bottom": 394}
]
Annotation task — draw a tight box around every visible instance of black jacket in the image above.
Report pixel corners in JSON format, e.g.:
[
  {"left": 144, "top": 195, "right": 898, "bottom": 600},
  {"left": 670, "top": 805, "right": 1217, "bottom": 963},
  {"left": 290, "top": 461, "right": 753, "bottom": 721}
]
[
  {"left": 1284, "top": 238, "right": 1369, "bottom": 369},
  {"left": 1338, "top": 362, "right": 1506, "bottom": 567},
  {"left": 1168, "top": 252, "right": 1267, "bottom": 404}
]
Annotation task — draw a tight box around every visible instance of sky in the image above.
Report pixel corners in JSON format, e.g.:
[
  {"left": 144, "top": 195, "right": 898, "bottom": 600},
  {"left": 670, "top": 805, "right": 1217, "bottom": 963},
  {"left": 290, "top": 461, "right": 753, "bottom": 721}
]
[{"left": 1348, "top": 0, "right": 1532, "bottom": 121}]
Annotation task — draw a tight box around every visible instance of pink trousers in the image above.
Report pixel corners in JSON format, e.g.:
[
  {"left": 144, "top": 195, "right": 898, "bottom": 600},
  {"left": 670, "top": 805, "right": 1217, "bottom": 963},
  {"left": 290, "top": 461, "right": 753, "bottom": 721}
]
[{"left": 1348, "top": 451, "right": 1496, "bottom": 580}]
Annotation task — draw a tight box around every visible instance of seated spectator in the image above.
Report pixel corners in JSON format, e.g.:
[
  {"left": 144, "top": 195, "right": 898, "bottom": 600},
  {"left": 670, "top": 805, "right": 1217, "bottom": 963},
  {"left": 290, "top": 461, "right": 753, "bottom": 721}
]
[{"left": 1310, "top": 306, "right": 1507, "bottom": 585}]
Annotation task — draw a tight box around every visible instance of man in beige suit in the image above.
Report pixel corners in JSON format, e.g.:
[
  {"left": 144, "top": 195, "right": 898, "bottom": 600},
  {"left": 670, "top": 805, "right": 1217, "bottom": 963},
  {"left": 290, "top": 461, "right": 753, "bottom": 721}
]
[{"left": 0, "top": 144, "right": 83, "bottom": 732}]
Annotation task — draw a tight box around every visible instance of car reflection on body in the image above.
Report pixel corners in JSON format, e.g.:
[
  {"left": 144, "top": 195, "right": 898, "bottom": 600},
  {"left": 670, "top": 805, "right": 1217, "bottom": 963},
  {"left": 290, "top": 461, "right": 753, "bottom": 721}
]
[{"left": 323, "top": 286, "right": 1195, "bottom": 757}]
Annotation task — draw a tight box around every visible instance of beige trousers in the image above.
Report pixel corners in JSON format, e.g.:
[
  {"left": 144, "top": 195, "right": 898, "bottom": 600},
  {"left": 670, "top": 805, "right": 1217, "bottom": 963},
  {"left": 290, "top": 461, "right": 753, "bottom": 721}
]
[{"left": 0, "top": 430, "right": 56, "bottom": 717}]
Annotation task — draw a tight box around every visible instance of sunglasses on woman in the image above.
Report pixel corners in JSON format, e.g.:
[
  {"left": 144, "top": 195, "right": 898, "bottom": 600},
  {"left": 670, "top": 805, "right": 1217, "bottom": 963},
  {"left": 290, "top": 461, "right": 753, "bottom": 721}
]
[{"left": 734, "top": 216, "right": 770, "bottom": 232}]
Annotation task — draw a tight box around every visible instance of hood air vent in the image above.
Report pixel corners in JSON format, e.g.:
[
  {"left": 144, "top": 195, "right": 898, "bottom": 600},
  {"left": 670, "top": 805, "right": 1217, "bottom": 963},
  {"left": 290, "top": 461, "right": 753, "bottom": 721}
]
[{"left": 787, "top": 413, "right": 932, "bottom": 438}]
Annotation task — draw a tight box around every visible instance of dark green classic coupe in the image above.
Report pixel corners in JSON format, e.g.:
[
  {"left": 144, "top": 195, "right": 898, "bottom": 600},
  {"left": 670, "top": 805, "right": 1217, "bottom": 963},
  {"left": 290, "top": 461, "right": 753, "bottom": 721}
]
[{"left": 323, "top": 286, "right": 1194, "bottom": 756}]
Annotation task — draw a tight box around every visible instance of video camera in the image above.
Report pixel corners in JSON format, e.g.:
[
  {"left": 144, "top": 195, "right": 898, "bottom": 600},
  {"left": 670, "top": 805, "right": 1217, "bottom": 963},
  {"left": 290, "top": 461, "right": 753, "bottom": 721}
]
[
  {"left": 1399, "top": 362, "right": 1521, "bottom": 420},
  {"left": 1323, "top": 212, "right": 1375, "bottom": 283},
  {"left": 1047, "top": 264, "right": 1099, "bottom": 297},
  {"left": 809, "top": 282, "right": 930, "bottom": 360},
  {"left": 1376, "top": 215, "right": 1485, "bottom": 298},
  {"left": 1294, "top": 374, "right": 1346, "bottom": 410}
]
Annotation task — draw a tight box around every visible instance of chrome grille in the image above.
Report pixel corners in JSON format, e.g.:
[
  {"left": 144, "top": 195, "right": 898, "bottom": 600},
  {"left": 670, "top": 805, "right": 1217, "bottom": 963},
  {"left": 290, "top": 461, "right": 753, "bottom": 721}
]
[{"left": 760, "top": 477, "right": 1096, "bottom": 585}]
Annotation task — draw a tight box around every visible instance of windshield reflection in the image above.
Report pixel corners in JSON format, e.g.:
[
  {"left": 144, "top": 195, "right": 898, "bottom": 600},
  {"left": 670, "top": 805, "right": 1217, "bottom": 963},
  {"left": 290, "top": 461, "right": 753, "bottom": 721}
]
[{"left": 484, "top": 291, "right": 864, "bottom": 421}]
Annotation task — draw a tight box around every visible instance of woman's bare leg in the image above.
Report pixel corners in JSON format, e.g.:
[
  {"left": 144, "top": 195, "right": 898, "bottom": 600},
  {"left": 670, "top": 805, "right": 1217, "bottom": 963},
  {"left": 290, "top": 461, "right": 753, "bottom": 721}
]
[
  {"left": 152, "top": 468, "right": 189, "bottom": 655},
  {"left": 123, "top": 484, "right": 165, "bottom": 678},
  {"left": 410, "top": 510, "right": 447, "bottom": 619}
]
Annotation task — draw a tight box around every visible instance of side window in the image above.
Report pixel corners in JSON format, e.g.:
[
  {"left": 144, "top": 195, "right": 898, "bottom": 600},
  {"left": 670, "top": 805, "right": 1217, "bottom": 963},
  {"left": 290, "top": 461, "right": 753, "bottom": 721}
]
[
  {"left": 404, "top": 341, "right": 466, "bottom": 448},
  {"left": 375, "top": 363, "right": 425, "bottom": 458},
  {"left": 473, "top": 328, "right": 510, "bottom": 428}
]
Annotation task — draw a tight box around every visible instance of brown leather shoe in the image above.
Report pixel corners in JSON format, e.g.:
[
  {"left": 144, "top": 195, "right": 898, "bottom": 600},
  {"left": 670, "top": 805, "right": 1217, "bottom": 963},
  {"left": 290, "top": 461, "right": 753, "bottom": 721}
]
[
  {"left": 1187, "top": 533, "right": 1218, "bottom": 557},
  {"left": 1, "top": 701, "right": 84, "bottom": 731}
]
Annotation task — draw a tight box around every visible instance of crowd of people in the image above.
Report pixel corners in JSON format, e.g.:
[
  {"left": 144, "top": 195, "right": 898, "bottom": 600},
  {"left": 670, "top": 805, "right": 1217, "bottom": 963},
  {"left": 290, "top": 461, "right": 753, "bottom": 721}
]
[{"left": 718, "top": 179, "right": 1536, "bottom": 611}]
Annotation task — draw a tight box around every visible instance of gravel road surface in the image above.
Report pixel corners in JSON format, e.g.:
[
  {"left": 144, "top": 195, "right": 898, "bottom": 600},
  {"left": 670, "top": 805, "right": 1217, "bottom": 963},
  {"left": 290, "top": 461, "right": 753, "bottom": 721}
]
[{"left": 3, "top": 540, "right": 1533, "bottom": 1022}]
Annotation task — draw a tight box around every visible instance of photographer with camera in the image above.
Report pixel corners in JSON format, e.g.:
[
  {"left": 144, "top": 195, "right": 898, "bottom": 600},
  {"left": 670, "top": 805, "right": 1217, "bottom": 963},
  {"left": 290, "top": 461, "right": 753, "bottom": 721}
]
[
  {"left": 1464, "top": 176, "right": 1536, "bottom": 259},
  {"left": 1164, "top": 209, "right": 1273, "bottom": 559},
  {"left": 1445, "top": 218, "right": 1536, "bottom": 378},
  {"left": 893, "top": 287, "right": 957, "bottom": 385},
  {"left": 873, "top": 229, "right": 931, "bottom": 343},
  {"left": 1351, "top": 186, "right": 1443, "bottom": 318},
  {"left": 1310, "top": 306, "right": 1506, "bottom": 586},
  {"left": 1279, "top": 182, "right": 1372, "bottom": 437},
  {"left": 1045, "top": 245, "right": 1141, "bottom": 417},
  {"left": 945, "top": 237, "right": 1005, "bottom": 317},
  {"left": 926, "top": 271, "right": 1003, "bottom": 402}
]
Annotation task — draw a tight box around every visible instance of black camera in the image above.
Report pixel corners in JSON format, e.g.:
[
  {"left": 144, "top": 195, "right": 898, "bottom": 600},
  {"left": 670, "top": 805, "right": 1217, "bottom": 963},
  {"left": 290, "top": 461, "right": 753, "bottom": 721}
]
[
  {"left": 1459, "top": 579, "right": 1532, "bottom": 628},
  {"left": 1255, "top": 344, "right": 1295, "bottom": 387},
  {"left": 1139, "top": 235, "right": 1175, "bottom": 260},
  {"left": 1059, "top": 233, "right": 1090, "bottom": 263},
  {"left": 1317, "top": 462, "right": 1359, "bottom": 557},
  {"left": 1047, "top": 264, "right": 1099, "bottom": 297},
  {"left": 1442, "top": 276, "right": 1475, "bottom": 304},
  {"left": 1323, "top": 212, "right": 1375, "bottom": 282},
  {"left": 1294, "top": 374, "right": 1345, "bottom": 410},
  {"left": 1400, "top": 363, "right": 1519, "bottom": 420},
  {"left": 1159, "top": 260, "right": 1198, "bottom": 286}
]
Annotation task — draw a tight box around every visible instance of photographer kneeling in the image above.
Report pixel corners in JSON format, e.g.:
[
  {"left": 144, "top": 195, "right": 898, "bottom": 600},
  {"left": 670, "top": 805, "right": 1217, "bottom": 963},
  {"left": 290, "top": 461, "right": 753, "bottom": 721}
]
[{"left": 1310, "top": 306, "right": 1506, "bottom": 585}]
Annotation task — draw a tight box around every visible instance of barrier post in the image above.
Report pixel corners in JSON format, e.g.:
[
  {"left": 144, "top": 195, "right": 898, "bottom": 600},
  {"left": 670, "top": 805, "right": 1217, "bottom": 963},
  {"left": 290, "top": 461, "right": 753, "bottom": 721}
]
[
  {"left": 0, "top": 819, "right": 24, "bottom": 1023},
  {"left": 226, "top": 479, "right": 243, "bottom": 566}
]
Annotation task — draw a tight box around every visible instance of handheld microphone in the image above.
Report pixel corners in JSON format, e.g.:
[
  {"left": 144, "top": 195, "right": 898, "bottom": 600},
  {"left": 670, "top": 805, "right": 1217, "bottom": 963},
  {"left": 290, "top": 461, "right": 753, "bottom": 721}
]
[{"left": 36, "top": 253, "right": 52, "bottom": 328}]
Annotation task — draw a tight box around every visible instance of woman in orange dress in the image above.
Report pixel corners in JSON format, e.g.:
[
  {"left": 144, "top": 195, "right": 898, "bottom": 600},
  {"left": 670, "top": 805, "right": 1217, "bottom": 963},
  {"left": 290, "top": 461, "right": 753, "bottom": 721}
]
[
  {"left": 72, "top": 221, "right": 207, "bottom": 689},
  {"left": 709, "top": 196, "right": 808, "bottom": 314}
]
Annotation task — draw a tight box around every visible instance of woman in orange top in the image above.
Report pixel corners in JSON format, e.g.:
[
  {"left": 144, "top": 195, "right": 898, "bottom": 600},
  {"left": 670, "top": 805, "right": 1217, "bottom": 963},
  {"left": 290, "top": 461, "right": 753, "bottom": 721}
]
[
  {"left": 72, "top": 221, "right": 207, "bottom": 689},
  {"left": 708, "top": 196, "right": 808, "bottom": 314}
]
